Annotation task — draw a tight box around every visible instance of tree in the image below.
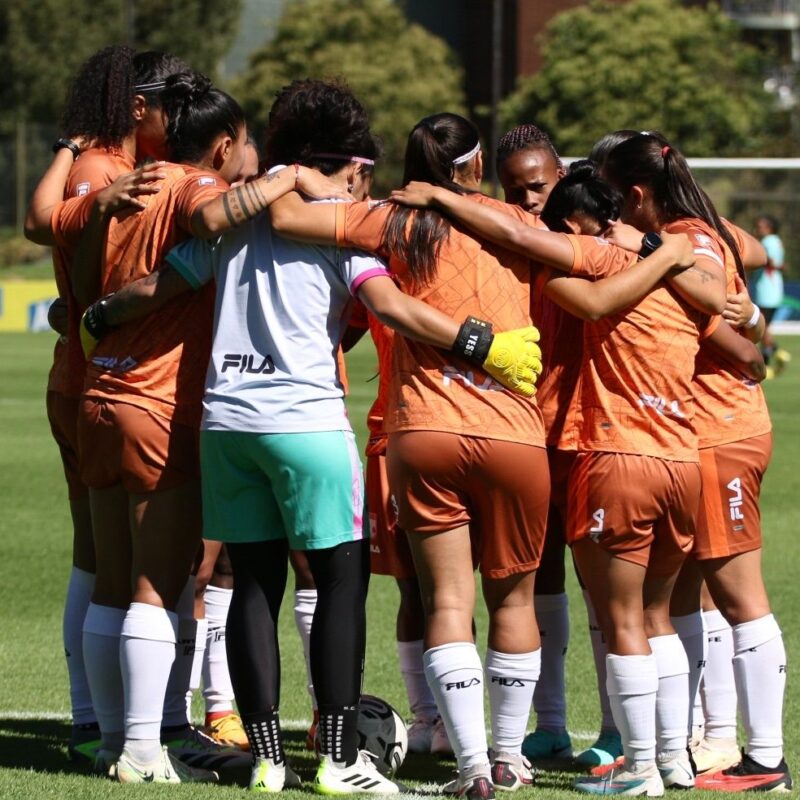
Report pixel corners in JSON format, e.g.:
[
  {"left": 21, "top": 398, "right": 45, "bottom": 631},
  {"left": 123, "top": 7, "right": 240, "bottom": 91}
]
[
  {"left": 501, "top": 0, "right": 785, "bottom": 157},
  {"left": 231, "top": 0, "right": 466, "bottom": 191}
]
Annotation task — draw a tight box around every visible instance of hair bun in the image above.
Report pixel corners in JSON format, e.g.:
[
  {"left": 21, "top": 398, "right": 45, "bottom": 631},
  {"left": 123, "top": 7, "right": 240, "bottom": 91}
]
[
  {"left": 566, "top": 159, "right": 598, "bottom": 182},
  {"left": 163, "top": 71, "right": 212, "bottom": 103}
]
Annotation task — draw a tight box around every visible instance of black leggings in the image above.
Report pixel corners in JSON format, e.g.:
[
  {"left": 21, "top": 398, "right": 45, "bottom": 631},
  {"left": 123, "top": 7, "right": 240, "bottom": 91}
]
[{"left": 226, "top": 538, "right": 370, "bottom": 717}]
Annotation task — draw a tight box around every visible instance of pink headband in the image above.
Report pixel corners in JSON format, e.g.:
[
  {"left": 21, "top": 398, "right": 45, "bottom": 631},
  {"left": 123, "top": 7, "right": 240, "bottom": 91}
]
[
  {"left": 311, "top": 153, "right": 376, "bottom": 166},
  {"left": 661, "top": 146, "right": 671, "bottom": 158}
]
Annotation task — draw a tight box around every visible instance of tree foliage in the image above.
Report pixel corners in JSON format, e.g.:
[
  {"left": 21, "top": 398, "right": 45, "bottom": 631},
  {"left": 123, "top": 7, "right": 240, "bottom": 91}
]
[
  {"left": 231, "top": 0, "right": 466, "bottom": 191},
  {"left": 0, "top": 0, "right": 242, "bottom": 130},
  {"left": 501, "top": 0, "right": 784, "bottom": 157}
]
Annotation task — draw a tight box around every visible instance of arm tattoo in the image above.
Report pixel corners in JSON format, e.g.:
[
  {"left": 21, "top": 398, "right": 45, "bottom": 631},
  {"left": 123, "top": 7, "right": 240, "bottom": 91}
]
[{"left": 686, "top": 265, "right": 713, "bottom": 283}]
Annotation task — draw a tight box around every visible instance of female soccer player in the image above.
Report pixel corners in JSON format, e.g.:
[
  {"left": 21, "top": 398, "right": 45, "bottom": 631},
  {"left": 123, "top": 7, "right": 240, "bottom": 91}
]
[
  {"left": 76, "top": 83, "right": 541, "bottom": 795},
  {"left": 24, "top": 46, "right": 188, "bottom": 766},
  {"left": 604, "top": 133, "right": 790, "bottom": 793}
]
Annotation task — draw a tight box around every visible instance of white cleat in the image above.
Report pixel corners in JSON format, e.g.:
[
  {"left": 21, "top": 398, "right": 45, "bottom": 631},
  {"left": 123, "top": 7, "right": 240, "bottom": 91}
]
[
  {"left": 116, "top": 745, "right": 219, "bottom": 784},
  {"left": 250, "top": 757, "right": 302, "bottom": 792},
  {"left": 575, "top": 760, "right": 665, "bottom": 796},
  {"left": 692, "top": 736, "right": 741, "bottom": 775},
  {"left": 490, "top": 751, "right": 535, "bottom": 792},
  {"left": 657, "top": 751, "right": 695, "bottom": 789},
  {"left": 314, "top": 750, "right": 401, "bottom": 794}
]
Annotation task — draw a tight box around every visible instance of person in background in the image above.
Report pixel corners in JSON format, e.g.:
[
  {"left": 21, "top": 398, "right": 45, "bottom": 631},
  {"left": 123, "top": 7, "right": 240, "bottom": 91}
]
[{"left": 752, "top": 214, "right": 790, "bottom": 378}]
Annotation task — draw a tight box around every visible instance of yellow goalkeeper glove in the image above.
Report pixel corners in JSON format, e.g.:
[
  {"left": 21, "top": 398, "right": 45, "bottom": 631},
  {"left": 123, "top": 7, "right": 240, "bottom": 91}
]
[
  {"left": 79, "top": 296, "right": 113, "bottom": 359},
  {"left": 481, "top": 326, "right": 542, "bottom": 397}
]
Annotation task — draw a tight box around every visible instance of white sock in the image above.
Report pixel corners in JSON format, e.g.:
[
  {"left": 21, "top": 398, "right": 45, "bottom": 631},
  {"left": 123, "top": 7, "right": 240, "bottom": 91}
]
[
  {"left": 398, "top": 639, "right": 438, "bottom": 720},
  {"left": 606, "top": 653, "right": 658, "bottom": 764},
  {"left": 486, "top": 648, "right": 541, "bottom": 754},
  {"left": 120, "top": 602, "right": 178, "bottom": 762},
  {"left": 670, "top": 611, "right": 707, "bottom": 735},
  {"left": 584, "top": 590, "right": 615, "bottom": 731},
  {"left": 82, "top": 603, "right": 126, "bottom": 751},
  {"left": 702, "top": 609, "right": 737, "bottom": 740},
  {"left": 424, "top": 642, "right": 490, "bottom": 776},
  {"left": 202, "top": 585, "right": 235, "bottom": 714},
  {"left": 533, "top": 593, "right": 568, "bottom": 733},
  {"left": 186, "top": 618, "right": 208, "bottom": 722},
  {"left": 162, "top": 579, "right": 196, "bottom": 729},
  {"left": 294, "top": 589, "right": 318, "bottom": 710},
  {"left": 732, "top": 614, "right": 786, "bottom": 768},
  {"left": 649, "top": 634, "right": 690, "bottom": 756},
  {"left": 64, "top": 567, "right": 96, "bottom": 725}
]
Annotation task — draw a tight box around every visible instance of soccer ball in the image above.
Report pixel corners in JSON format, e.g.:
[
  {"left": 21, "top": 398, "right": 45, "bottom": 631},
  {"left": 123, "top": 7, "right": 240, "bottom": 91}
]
[{"left": 356, "top": 694, "right": 408, "bottom": 775}]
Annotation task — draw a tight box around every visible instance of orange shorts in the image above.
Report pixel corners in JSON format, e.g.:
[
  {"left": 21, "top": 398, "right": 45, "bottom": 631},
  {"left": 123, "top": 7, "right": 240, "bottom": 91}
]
[
  {"left": 387, "top": 431, "right": 549, "bottom": 579},
  {"left": 694, "top": 433, "right": 772, "bottom": 560},
  {"left": 78, "top": 397, "right": 199, "bottom": 494},
  {"left": 567, "top": 452, "right": 701, "bottom": 576},
  {"left": 366, "top": 453, "right": 416, "bottom": 580},
  {"left": 46, "top": 390, "right": 87, "bottom": 500}
]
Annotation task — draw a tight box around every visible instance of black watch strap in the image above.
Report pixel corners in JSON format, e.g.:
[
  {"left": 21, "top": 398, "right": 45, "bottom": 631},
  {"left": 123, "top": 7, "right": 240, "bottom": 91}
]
[
  {"left": 639, "top": 231, "right": 663, "bottom": 260},
  {"left": 52, "top": 138, "right": 81, "bottom": 160},
  {"left": 453, "top": 316, "right": 494, "bottom": 365}
]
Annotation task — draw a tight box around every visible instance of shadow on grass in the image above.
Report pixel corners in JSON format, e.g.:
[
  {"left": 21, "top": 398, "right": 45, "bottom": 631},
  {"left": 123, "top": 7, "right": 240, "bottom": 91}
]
[{"left": 0, "top": 717, "right": 73, "bottom": 773}]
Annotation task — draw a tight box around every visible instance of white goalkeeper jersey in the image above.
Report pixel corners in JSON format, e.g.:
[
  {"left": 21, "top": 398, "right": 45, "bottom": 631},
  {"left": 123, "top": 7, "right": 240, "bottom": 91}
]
[{"left": 166, "top": 208, "right": 389, "bottom": 434}]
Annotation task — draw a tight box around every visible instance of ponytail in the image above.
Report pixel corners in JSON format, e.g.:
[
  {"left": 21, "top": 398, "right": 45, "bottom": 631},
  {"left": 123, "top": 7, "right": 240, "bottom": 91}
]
[
  {"left": 605, "top": 133, "right": 744, "bottom": 279},
  {"left": 160, "top": 72, "right": 244, "bottom": 165},
  {"left": 382, "top": 113, "right": 480, "bottom": 288}
]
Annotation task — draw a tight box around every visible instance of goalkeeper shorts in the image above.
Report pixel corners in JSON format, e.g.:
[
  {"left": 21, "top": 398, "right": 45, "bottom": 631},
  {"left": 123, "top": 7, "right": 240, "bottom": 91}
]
[{"left": 200, "top": 428, "right": 365, "bottom": 549}]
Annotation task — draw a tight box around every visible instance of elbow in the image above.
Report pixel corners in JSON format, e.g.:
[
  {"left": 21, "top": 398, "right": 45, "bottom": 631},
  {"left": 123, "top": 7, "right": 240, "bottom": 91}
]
[
  {"left": 745, "top": 353, "right": 767, "bottom": 383},
  {"left": 269, "top": 206, "right": 289, "bottom": 234},
  {"left": 24, "top": 213, "right": 49, "bottom": 245},
  {"left": 191, "top": 211, "right": 220, "bottom": 239}
]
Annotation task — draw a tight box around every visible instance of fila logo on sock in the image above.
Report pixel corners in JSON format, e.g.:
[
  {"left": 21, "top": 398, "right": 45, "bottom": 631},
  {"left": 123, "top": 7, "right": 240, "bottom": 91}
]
[
  {"left": 779, "top": 664, "right": 787, "bottom": 673},
  {"left": 589, "top": 508, "right": 605, "bottom": 542},
  {"left": 490, "top": 677, "right": 527, "bottom": 687},
  {"left": 697, "top": 659, "right": 707, "bottom": 669},
  {"left": 445, "top": 678, "right": 481, "bottom": 691},
  {"left": 727, "top": 477, "right": 744, "bottom": 522}
]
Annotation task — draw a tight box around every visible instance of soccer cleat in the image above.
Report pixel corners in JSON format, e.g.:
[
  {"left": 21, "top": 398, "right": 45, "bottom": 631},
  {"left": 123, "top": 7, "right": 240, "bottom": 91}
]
[
  {"left": 692, "top": 737, "right": 741, "bottom": 774},
  {"left": 591, "top": 757, "right": 625, "bottom": 777},
  {"left": 457, "top": 775, "right": 496, "bottom": 799},
  {"left": 116, "top": 745, "right": 219, "bottom": 783},
  {"left": 656, "top": 751, "right": 695, "bottom": 789},
  {"left": 575, "top": 761, "right": 665, "bottom": 796},
  {"left": 313, "top": 750, "right": 401, "bottom": 794},
  {"left": 307, "top": 709, "right": 320, "bottom": 751},
  {"left": 163, "top": 724, "right": 251, "bottom": 771},
  {"left": 430, "top": 716, "right": 454, "bottom": 757},
  {"left": 68, "top": 722, "right": 103, "bottom": 765},
  {"left": 250, "top": 757, "right": 302, "bottom": 792},
  {"left": 774, "top": 348, "right": 791, "bottom": 376},
  {"left": 696, "top": 752, "right": 793, "bottom": 793},
  {"left": 490, "top": 752, "right": 535, "bottom": 791},
  {"left": 521, "top": 728, "right": 572, "bottom": 762},
  {"left": 576, "top": 729, "right": 624, "bottom": 767},
  {"left": 407, "top": 716, "right": 436, "bottom": 754},
  {"left": 92, "top": 748, "right": 120, "bottom": 778},
  {"left": 205, "top": 711, "right": 250, "bottom": 750}
]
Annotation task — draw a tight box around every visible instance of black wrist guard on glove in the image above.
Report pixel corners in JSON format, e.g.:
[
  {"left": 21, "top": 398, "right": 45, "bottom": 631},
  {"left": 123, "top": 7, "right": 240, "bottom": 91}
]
[{"left": 452, "top": 316, "right": 494, "bottom": 365}]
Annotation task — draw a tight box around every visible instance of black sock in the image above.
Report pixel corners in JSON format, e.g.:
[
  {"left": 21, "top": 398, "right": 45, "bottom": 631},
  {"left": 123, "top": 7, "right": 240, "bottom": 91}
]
[
  {"left": 318, "top": 704, "right": 359, "bottom": 765},
  {"left": 243, "top": 710, "right": 285, "bottom": 764}
]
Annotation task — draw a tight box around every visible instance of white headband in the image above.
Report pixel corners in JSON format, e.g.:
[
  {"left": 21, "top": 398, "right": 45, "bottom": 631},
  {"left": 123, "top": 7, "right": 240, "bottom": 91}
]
[{"left": 452, "top": 142, "right": 480, "bottom": 166}]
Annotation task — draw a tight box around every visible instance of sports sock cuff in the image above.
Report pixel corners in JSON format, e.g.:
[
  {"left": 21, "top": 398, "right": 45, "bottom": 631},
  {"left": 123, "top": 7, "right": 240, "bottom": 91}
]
[
  {"left": 121, "top": 603, "right": 178, "bottom": 643},
  {"left": 294, "top": 588, "right": 318, "bottom": 605},
  {"left": 702, "top": 608, "right": 730, "bottom": 633},
  {"left": 485, "top": 648, "right": 542, "bottom": 683},
  {"left": 733, "top": 614, "right": 782, "bottom": 652},
  {"left": 82, "top": 603, "right": 126, "bottom": 636},
  {"left": 648, "top": 634, "right": 690, "bottom": 678},
  {"left": 534, "top": 592, "right": 569, "bottom": 613},
  {"left": 606, "top": 653, "right": 658, "bottom": 696},
  {"left": 423, "top": 642, "right": 481, "bottom": 679},
  {"left": 670, "top": 611, "right": 705, "bottom": 639},
  {"left": 71, "top": 566, "right": 96, "bottom": 590},
  {"left": 397, "top": 639, "right": 425, "bottom": 670},
  {"left": 203, "top": 585, "right": 233, "bottom": 622}
]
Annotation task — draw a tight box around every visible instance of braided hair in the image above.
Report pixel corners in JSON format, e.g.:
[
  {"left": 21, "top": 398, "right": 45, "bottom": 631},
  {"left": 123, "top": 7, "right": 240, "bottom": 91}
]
[{"left": 496, "top": 123, "right": 562, "bottom": 172}]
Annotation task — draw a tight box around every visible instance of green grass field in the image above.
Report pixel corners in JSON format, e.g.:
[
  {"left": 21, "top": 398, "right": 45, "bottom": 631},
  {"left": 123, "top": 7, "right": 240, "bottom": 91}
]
[{"left": 0, "top": 332, "right": 798, "bottom": 799}]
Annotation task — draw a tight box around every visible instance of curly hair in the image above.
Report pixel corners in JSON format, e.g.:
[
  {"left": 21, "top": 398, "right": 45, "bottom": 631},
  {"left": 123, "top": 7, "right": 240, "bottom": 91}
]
[
  {"left": 496, "top": 123, "right": 562, "bottom": 171},
  {"left": 264, "top": 79, "right": 381, "bottom": 174},
  {"left": 60, "top": 45, "right": 137, "bottom": 148},
  {"left": 160, "top": 72, "right": 245, "bottom": 164}
]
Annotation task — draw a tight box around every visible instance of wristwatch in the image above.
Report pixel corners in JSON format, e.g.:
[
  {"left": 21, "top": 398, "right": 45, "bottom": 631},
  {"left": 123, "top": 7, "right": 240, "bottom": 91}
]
[
  {"left": 639, "top": 231, "right": 663, "bottom": 259},
  {"left": 52, "top": 138, "right": 81, "bottom": 160}
]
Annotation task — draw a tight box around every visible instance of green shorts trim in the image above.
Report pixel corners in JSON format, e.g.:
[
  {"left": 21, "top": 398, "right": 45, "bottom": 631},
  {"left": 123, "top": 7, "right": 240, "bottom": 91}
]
[{"left": 200, "top": 429, "right": 366, "bottom": 550}]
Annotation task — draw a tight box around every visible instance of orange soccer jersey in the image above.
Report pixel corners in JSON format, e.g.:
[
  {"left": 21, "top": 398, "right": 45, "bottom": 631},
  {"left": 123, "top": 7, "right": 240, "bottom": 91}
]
[
  {"left": 48, "top": 147, "right": 136, "bottom": 398},
  {"left": 559, "top": 234, "right": 717, "bottom": 462},
  {"left": 52, "top": 165, "right": 228, "bottom": 427},
  {"left": 680, "top": 219, "right": 772, "bottom": 448},
  {"left": 334, "top": 195, "right": 544, "bottom": 446}
]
